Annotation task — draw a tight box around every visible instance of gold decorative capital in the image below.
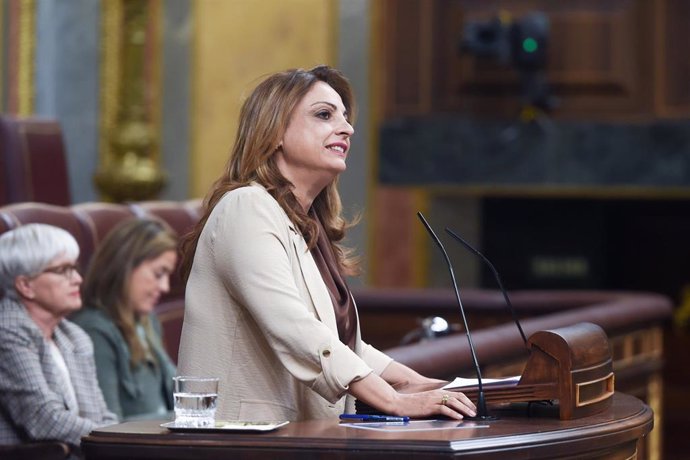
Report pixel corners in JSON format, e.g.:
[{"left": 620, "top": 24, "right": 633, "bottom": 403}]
[
  {"left": 16, "top": 0, "right": 36, "bottom": 116},
  {"left": 96, "top": 0, "right": 165, "bottom": 202}
]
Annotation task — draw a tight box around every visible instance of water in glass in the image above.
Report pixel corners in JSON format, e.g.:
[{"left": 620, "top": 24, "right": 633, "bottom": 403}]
[
  {"left": 173, "top": 392, "right": 217, "bottom": 427},
  {"left": 172, "top": 376, "right": 219, "bottom": 427}
]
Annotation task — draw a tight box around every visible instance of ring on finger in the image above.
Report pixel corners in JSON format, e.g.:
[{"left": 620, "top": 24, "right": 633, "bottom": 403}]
[{"left": 441, "top": 394, "right": 449, "bottom": 406}]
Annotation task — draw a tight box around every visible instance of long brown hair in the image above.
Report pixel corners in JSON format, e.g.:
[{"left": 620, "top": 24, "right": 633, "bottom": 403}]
[
  {"left": 180, "top": 65, "right": 359, "bottom": 281},
  {"left": 82, "top": 218, "right": 177, "bottom": 367}
]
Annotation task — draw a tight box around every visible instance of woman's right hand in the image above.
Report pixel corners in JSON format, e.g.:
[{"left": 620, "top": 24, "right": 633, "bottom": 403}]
[
  {"left": 391, "top": 389, "right": 476, "bottom": 420},
  {"left": 349, "top": 372, "right": 477, "bottom": 420}
]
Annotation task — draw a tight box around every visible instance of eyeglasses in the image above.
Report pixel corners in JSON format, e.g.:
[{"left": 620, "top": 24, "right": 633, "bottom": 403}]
[{"left": 38, "top": 263, "right": 81, "bottom": 279}]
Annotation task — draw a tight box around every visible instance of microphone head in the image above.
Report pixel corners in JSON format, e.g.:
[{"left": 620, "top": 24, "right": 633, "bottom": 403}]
[
  {"left": 445, "top": 226, "right": 529, "bottom": 347},
  {"left": 417, "top": 212, "right": 445, "bottom": 253}
]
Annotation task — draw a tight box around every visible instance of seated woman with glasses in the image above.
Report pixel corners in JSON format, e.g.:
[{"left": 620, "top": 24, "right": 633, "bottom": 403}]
[
  {"left": 71, "top": 218, "right": 177, "bottom": 421},
  {"left": 0, "top": 224, "right": 117, "bottom": 452}
]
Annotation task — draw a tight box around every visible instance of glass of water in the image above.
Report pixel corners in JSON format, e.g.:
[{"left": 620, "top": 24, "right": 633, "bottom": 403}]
[{"left": 172, "top": 376, "right": 219, "bottom": 427}]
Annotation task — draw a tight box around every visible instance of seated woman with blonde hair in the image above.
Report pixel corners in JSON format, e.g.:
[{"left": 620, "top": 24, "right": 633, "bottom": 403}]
[{"left": 72, "top": 218, "right": 178, "bottom": 421}]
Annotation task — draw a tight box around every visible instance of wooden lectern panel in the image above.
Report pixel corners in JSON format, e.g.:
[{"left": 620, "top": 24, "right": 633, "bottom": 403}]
[
  {"left": 521, "top": 322, "right": 614, "bottom": 419},
  {"left": 453, "top": 322, "right": 614, "bottom": 420},
  {"left": 428, "top": 322, "right": 615, "bottom": 420}
]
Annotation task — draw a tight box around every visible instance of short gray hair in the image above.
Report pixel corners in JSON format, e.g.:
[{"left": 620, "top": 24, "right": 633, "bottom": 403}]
[{"left": 0, "top": 224, "right": 80, "bottom": 300}]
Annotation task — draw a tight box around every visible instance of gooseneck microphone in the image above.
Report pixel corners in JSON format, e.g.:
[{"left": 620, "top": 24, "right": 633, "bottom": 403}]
[
  {"left": 445, "top": 228, "right": 528, "bottom": 347},
  {"left": 417, "top": 212, "right": 493, "bottom": 420}
]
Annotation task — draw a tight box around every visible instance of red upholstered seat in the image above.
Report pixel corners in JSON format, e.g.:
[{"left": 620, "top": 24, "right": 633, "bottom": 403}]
[
  {"left": 72, "top": 203, "right": 137, "bottom": 247},
  {"left": 0, "top": 115, "right": 71, "bottom": 206},
  {"left": 128, "top": 200, "right": 202, "bottom": 238},
  {"left": 0, "top": 202, "right": 94, "bottom": 269}
]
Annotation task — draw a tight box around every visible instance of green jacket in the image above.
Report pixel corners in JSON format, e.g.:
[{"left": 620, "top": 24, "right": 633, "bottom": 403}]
[{"left": 71, "top": 308, "right": 176, "bottom": 421}]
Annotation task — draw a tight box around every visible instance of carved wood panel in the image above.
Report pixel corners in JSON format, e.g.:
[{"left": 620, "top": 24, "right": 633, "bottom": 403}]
[
  {"left": 661, "top": 0, "right": 690, "bottom": 115},
  {"left": 378, "top": 0, "right": 689, "bottom": 119},
  {"left": 378, "top": 0, "right": 434, "bottom": 118},
  {"left": 444, "top": 0, "right": 654, "bottom": 118}
]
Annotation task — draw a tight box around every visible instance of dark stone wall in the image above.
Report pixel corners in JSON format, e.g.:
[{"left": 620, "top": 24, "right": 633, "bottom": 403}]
[{"left": 380, "top": 117, "right": 690, "bottom": 187}]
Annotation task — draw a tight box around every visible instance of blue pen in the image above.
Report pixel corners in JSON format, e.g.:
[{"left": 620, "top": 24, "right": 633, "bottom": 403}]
[{"left": 339, "top": 414, "right": 410, "bottom": 423}]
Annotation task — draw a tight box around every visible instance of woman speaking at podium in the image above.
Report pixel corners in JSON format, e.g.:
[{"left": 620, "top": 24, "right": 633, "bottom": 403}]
[{"left": 177, "top": 65, "right": 476, "bottom": 422}]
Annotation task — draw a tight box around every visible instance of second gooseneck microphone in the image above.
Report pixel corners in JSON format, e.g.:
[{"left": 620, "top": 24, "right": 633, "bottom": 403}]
[
  {"left": 444, "top": 228, "right": 528, "bottom": 347},
  {"left": 417, "top": 212, "right": 492, "bottom": 420}
]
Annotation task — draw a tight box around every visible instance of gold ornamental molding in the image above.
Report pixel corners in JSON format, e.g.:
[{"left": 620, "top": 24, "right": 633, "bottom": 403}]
[
  {"left": 96, "top": 0, "right": 166, "bottom": 202},
  {"left": 7, "top": 0, "right": 36, "bottom": 117}
]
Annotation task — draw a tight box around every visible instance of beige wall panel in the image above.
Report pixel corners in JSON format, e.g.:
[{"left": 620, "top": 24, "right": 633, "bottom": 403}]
[{"left": 192, "top": 0, "right": 336, "bottom": 196}]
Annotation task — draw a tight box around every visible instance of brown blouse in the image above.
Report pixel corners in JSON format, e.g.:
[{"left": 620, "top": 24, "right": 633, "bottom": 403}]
[{"left": 309, "top": 213, "right": 357, "bottom": 350}]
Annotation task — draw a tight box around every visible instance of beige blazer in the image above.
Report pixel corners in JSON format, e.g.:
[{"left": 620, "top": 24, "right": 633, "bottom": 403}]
[{"left": 177, "top": 185, "right": 392, "bottom": 421}]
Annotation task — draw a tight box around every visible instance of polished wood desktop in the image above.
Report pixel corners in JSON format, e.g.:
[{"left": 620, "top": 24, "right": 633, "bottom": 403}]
[{"left": 82, "top": 393, "right": 651, "bottom": 460}]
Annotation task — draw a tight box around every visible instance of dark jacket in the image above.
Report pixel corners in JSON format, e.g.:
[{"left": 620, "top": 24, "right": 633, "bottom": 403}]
[{"left": 71, "top": 308, "right": 176, "bottom": 421}]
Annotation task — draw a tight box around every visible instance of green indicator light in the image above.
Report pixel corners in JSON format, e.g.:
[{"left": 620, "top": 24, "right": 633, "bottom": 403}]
[{"left": 522, "top": 37, "right": 538, "bottom": 53}]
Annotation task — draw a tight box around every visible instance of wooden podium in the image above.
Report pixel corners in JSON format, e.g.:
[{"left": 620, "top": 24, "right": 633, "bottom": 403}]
[
  {"left": 456, "top": 322, "right": 615, "bottom": 420},
  {"left": 81, "top": 324, "right": 652, "bottom": 459},
  {"left": 81, "top": 393, "right": 652, "bottom": 459}
]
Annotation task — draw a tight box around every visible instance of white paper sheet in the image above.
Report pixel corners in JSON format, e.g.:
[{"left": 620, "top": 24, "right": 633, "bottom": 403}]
[{"left": 442, "top": 375, "right": 520, "bottom": 390}]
